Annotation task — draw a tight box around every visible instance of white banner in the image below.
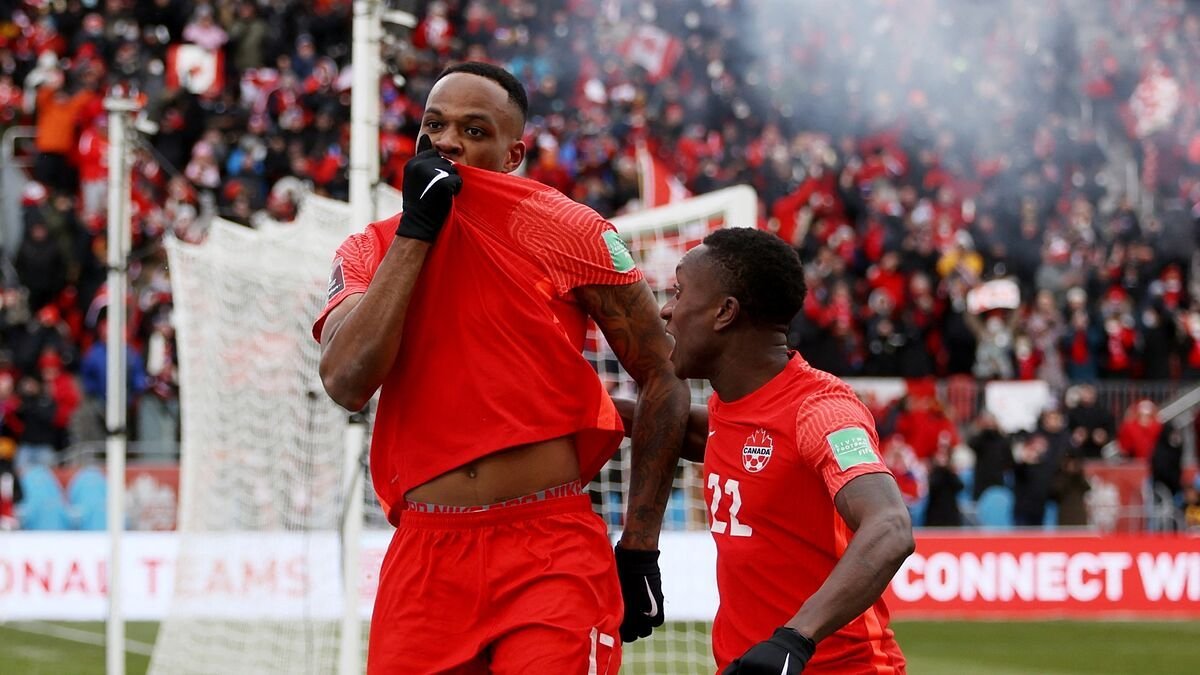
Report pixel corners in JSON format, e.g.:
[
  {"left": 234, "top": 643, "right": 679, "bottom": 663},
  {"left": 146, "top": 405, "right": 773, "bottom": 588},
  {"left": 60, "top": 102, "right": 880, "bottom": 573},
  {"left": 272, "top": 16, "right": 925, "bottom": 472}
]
[
  {"left": 1, "top": 531, "right": 386, "bottom": 621},
  {"left": 0, "top": 531, "right": 719, "bottom": 621},
  {"left": 655, "top": 530, "right": 719, "bottom": 620},
  {"left": 984, "top": 380, "right": 1053, "bottom": 432},
  {"left": 967, "top": 278, "right": 1021, "bottom": 314}
]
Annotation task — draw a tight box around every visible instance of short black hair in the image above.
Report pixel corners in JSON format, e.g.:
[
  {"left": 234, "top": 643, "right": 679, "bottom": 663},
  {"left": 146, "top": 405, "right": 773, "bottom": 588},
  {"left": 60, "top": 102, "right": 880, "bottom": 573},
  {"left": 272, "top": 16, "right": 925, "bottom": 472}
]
[
  {"left": 702, "top": 228, "right": 807, "bottom": 327},
  {"left": 436, "top": 61, "right": 529, "bottom": 125}
]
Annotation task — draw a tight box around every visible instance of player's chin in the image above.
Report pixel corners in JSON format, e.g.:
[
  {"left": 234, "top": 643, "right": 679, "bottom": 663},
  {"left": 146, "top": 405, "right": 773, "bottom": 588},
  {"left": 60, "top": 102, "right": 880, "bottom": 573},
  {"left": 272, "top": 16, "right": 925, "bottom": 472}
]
[{"left": 668, "top": 346, "right": 692, "bottom": 379}]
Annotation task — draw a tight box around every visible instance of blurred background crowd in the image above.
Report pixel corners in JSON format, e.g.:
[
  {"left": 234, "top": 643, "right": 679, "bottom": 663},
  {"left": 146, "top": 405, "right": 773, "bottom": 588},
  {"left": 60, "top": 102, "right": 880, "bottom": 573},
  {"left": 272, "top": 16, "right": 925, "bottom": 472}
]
[{"left": 1, "top": 0, "right": 1199, "bottom": 531}]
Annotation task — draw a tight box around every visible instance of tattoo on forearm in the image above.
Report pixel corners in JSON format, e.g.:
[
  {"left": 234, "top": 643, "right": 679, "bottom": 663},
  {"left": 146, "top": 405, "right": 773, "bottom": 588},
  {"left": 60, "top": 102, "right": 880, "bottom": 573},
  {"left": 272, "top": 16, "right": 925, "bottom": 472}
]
[{"left": 577, "top": 282, "right": 690, "bottom": 547}]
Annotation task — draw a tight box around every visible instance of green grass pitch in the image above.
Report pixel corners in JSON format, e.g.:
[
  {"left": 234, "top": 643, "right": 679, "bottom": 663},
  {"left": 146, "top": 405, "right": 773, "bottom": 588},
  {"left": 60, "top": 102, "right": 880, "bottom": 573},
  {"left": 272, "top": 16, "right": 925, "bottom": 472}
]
[{"left": 2, "top": 620, "right": 1198, "bottom": 674}]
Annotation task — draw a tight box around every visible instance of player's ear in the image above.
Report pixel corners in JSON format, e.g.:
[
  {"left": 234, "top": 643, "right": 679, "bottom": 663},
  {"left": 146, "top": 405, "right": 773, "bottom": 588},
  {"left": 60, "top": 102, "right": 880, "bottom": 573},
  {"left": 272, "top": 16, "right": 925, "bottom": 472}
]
[
  {"left": 713, "top": 296, "right": 739, "bottom": 332},
  {"left": 502, "top": 139, "right": 526, "bottom": 173}
]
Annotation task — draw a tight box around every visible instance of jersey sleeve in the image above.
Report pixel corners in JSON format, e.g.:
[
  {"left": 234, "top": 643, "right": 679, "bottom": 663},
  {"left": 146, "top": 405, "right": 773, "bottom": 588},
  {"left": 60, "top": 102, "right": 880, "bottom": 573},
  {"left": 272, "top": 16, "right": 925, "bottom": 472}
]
[
  {"left": 794, "top": 392, "right": 892, "bottom": 501},
  {"left": 311, "top": 229, "right": 380, "bottom": 342},
  {"left": 509, "top": 189, "right": 644, "bottom": 295}
]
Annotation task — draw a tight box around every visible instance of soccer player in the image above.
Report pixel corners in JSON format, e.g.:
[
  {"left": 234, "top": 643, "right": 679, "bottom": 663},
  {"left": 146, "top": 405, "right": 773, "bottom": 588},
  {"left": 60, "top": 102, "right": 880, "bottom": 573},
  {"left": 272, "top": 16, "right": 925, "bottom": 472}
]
[
  {"left": 313, "top": 62, "right": 688, "bottom": 674},
  {"left": 658, "top": 228, "right": 915, "bottom": 674}
]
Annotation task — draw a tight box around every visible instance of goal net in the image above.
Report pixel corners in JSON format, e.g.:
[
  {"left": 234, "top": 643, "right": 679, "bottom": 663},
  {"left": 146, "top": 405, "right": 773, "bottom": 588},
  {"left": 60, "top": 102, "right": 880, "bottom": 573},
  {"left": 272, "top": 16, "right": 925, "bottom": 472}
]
[
  {"left": 152, "top": 182, "right": 756, "bottom": 674},
  {"left": 149, "top": 194, "right": 361, "bottom": 675},
  {"left": 595, "top": 184, "right": 759, "bottom": 674}
]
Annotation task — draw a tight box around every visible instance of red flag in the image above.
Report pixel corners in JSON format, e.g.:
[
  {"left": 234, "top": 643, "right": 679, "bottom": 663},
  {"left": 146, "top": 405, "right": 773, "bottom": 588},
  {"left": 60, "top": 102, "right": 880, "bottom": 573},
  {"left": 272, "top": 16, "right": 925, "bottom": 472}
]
[
  {"left": 619, "top": 25, "right": 682, "bottom": 83},
  {"left": 635, "top": 143, "right": 690, "bottom": 208},
  {"left": 166, "top": 44, "right": 225, "bottom": 98}
]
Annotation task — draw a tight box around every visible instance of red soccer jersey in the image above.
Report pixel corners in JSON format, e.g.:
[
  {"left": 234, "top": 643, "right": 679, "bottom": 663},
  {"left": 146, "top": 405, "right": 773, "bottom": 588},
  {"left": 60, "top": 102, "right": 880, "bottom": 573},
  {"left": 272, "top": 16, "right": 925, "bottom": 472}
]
[
  {"left": 313, "top": 164, "right": 642, "bottom": 522},
  {"left": 704, "top": 353, "right": 906, "bottom": 673}
]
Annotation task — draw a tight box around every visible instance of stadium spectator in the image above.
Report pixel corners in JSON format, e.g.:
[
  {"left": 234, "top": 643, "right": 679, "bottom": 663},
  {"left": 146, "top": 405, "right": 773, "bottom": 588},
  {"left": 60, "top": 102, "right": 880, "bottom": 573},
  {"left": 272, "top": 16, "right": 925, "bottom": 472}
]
[
  {"left": 923, "top": 439, "right": 964, "bottom": 527},
  {"left": 15, "top": 220, "right": 67, "bottom": 314},
  {"left": 78, "top": 318, "right": 148, "bottom": 442},
  {"left": 10, "top": 305, "right": 76, "bottom": 378},
  {"left": 0, "top": 436, "right": 21, "bottom": 530},
  {"left": 1024, "top": 290, "right": 1067, "bottom": 390},
  {"left": 1179, "top": 308, "right": 1200, "bottom": 379},
  {"left": 966, "top": 411, "right": 1013, "bottom": 501},
  {"left": 1013, "top": 409, "right": 1070, "bottom": 527},
  {"left": 1150, "top": 424, "right": 1184, "bottom": 502},
  {"left": 76, "top": 115, "right": 109, "bottom": 220},
  {"left": 1116, "top": 399, "right": 1163, "bottom": 461},
  {"left": 882, "top": 434, "right": 927, "bottom": 519},
  {"left": 26, "top": 62, "right": 96, "bottom": 194},
  {"left": 137, "top": 311, "right": 179, "bottom": 460},
  {"left": 1060, "top": 306, "right": 1103, "bottom": 383},
  {"left": 1050, "top": 452, "right": 1091, "bottom": 527},
  {"left": 0, "top": 369, "right": 18, "bottom": 428},
  {"left": 181, "top": 4, "right": 227, "bottom": 52},
  {"left": 1184, "top": 484, "right": 1200, "bottom": 531},
  {"left": 38, "top": 350, "right": 79, "bottom": 449},
  {"left": 44, "top": 191, "right": 87, "bottom": 285},
  {"left": 13, "top": 373, "right": 59, "bottom": 472},
  {"left": 227, "top": 1, "right": 268, "bottom": 72},
  {"left": 891, "top": 386, "right": 958, "bottom": 462},
  {"left": 290, "top": 33, "right": 318, "bottom": 81},
  {"left": 1065, "top": 384, "right": 1117, "bottom": 459},
  {"left": 966, "top": 309, "right": 1019, "bottom": 381},
  {"left": 1138, "top": 304, "right": 1174, "bottom": 380}
]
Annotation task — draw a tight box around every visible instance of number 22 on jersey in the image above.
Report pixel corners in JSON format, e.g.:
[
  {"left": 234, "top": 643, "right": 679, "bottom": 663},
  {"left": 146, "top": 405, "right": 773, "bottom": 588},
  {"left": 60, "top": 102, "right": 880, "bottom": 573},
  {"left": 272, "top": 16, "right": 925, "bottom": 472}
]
[{"left": 707, "top": 473, "right": 753, "bottom": 537}]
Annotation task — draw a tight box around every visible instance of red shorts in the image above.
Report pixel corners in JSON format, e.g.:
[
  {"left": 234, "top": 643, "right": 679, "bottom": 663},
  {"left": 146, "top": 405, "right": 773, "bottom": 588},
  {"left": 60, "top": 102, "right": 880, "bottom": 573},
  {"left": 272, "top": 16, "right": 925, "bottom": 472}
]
[{"left": 368, "top": 493, "right": 622, "bottom": 674}]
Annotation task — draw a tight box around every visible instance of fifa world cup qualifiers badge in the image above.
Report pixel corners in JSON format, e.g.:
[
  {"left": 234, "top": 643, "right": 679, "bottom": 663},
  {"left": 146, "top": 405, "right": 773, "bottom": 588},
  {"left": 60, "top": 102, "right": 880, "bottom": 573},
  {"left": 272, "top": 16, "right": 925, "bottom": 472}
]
[
  {"left": 827, "top": 427, "right": 875, "bottom": 471},
  {"left": 602, "top": 230, "right": 636, "bottom": 272}
]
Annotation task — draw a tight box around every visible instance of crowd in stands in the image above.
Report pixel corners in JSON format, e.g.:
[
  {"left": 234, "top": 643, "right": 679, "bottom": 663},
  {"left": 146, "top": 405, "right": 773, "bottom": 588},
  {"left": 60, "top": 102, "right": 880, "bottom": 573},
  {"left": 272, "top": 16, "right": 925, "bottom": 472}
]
[
  {"left": 1, "top": 0, "right": 1199, "bottom": 530},
  {"left": 873, "top": 381, "right": 1199, "bottom": 531}
]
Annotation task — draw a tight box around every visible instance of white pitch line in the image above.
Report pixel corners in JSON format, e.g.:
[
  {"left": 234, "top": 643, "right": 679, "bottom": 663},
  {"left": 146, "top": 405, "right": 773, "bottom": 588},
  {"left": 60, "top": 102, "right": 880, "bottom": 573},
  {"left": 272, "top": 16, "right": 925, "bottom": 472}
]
[{"left": 2, "top": 621, "right": 155, "bottom": 656}]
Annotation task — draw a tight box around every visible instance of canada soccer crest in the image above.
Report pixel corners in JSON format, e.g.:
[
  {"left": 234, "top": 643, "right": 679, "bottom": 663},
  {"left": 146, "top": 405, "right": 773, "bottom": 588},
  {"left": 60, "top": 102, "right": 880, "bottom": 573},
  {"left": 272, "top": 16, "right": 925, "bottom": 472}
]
[{"left": 742, "top": 428, "right": 774, "bottom": 473}]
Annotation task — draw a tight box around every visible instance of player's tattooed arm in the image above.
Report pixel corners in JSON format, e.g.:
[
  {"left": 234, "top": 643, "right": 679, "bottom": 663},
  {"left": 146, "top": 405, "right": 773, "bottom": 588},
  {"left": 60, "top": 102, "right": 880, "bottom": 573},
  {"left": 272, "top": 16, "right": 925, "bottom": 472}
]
[
  {"left": 786, "top": 473, "right": 915, "bottom": 642},
  {"left": 614, "top": 397, "right": 709, "bottom": 463},
  {"left": 577, "top": 280, "right": 689, "bottom": 549}
]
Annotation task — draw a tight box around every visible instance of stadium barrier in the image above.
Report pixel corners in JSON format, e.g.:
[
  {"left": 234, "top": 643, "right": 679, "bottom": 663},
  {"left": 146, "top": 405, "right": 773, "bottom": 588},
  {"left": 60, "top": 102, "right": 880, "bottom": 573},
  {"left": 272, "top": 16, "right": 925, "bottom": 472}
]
[
  {"left": 4, "top": 531, "right": 1197, "bottom": 622},
  {"left": 35, "top": 460, "right": 181, "bottom": 531},
  {"left": 846, "top": 378, "right": 1191, "bottom": 432}
]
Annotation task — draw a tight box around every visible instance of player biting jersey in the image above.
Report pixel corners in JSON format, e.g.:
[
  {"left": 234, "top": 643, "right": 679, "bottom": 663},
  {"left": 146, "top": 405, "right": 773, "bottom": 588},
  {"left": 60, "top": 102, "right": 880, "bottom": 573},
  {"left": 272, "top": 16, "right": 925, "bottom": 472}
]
[
  {"left": 653, "top": 227, "right": 915, "bottom": 674},
  {"left": 314, "top": 63, "right": 689, "bottom": 674}
]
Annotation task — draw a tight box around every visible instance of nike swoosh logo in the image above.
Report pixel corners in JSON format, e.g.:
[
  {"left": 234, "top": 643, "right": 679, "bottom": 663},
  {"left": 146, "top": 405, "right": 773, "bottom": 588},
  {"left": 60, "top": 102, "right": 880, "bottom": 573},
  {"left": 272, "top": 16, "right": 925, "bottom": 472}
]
[
  {"left": 420, "top": 169, "right": 450, "bottom": 199},
  {"left": 708, "top": 430, "right": 717, "bottom": 437},
  {"left": 781, "top": 653, "right": 790, "bottom": 674},
  {"left": 642, "top": 577, "right": 659, "bottom": 618}
]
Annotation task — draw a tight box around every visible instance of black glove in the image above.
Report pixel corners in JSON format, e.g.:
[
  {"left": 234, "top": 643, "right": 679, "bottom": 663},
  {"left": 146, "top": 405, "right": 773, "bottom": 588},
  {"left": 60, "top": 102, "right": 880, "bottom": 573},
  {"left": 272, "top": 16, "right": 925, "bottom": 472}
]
[
  {"left": 614, "top": 544, "right": 665, "bottom": 642},
  {"left": 722, "top": 627, "right": 816, "bottom": 675},
  {"left": 396, "top": 137, "right": 462, "bottom": 242}
]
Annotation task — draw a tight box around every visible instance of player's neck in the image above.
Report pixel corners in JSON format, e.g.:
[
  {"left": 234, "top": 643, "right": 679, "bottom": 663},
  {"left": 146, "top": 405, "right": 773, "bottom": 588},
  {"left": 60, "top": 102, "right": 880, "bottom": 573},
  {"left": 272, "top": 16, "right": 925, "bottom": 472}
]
[{"left": 709, "top": 337, "right": 790, "bottom": 403}]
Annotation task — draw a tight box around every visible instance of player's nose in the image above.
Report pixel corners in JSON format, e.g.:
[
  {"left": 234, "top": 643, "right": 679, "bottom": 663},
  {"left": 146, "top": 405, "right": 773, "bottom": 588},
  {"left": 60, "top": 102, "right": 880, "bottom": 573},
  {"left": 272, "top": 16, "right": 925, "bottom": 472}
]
[
  {"left": 432, "top": 134, "right": 462, "bottom": 158},
  {"left": 659, "top": 301, "right": 673, "bottom": 322}
]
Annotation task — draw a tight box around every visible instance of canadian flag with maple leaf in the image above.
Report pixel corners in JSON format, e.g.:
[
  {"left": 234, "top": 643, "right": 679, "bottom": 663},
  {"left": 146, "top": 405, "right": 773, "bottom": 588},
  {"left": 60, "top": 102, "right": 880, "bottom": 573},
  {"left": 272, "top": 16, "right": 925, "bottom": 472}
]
[
  {"left": 166, "top": 44, "right": 225, "bottom": 98},
  {"left": 635, "top": 142, "right": 691, "bottom": 208},
  {"left": 619, "top": 24, "right": 682, "bottom": 83}
]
